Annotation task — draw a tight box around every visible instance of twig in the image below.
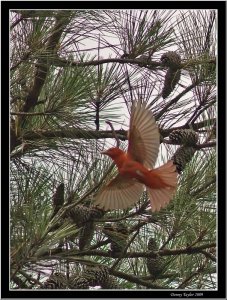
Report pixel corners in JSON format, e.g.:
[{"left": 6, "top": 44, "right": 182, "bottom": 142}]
[
  {"left": 46, "top": 163, "right": 115, "bottom": 233},
  {"left": 161, "top": 138, "right": 216, "bottom": 149},
  {"left": 186, "top": 99, "right": 216, "bottom": 126},
  {"left": 22, "top": 128, "right": 127, "bottom": 141},
  {"left": 190, "top": 176, "right": 216, "bottom": 196},
  {"left": 128, "top": 220, "right": 150, "bottom": 234},
  {"left": 177, "top": 262, "right": 207, "bottom": 289},
  {"left": 106, "top": 120, "right": 120, "bottom": 147},
  {"left": 50, "top": 57, "right": 161, "bottom": 69},
  {"left": 110, "top": 224, "right": 141, "bottom": 271},
  {"left": 12, "top": 275, "right": 28, "bottom": 289},
  {"left": 10, "top": 16, "right": 24, "bottom": 30},
  {"left": 204, "top": 121, "right": 216, "bottom": 143},
  {"left": 110, "top": 269, "right": 167, "bottom": 289},
  {"left": 155, "top": 80, "right": 200, "bottom": 120},
  {"left": 11, "top": 111, "right": 52, "bottom": 116},
  {"left": 95, "top": 100, "right": 101, "bottom": 131},
  {"left": 195, "top": 142, "right": 216, "bottom": 149},
  {"left": 19, "top": 270, "right": 43, "bottom": 286},
  {"left": 161, "top": 118, "right": 216, "bottom": 136},
  {"left": 10, "top": 51, "right": 31, "bottom": 71},
  {"left": 200, "top": 250, "right": 216, "bottom": 262},
  {"left": 89, "top": 239, "right": 110, "bottom": 250},
  {"left": 160, "top": 230, "right": 177, "bottom": 250},
  {"left": 55, "top": 242, "right": 216, "bottom": 259},
  {"left": 49, "top": 56, "right": 216, "bottom": 71}
]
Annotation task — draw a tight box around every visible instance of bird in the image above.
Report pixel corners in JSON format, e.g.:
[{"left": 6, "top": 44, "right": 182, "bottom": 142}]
[{"left": 94, "top": 100, "right": 178, "bottom": 212}]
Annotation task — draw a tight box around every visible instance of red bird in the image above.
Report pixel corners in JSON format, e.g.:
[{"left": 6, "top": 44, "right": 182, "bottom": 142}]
[{"left": 94, "top": 100, "right": 178, "bottom": 212}]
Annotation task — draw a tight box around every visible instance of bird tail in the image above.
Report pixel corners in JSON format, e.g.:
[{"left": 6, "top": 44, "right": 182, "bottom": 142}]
[{"left": 146, "top": 160, "right": 178, "bottom": 212}]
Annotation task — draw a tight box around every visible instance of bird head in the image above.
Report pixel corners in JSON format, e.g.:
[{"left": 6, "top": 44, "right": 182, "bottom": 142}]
[{"left": 101, "top": 147, "right": 124, "bottom": 159}]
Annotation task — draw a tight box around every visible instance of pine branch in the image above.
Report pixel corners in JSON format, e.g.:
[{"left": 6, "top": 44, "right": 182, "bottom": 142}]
[
  {"left": 10, "top": 10, "right": 217, "bottom": 289},
  {"left": 160, "top": 229, "right": 177, "bottom": 250},
  {"left": 11, "top": 125, "right": 215, "bottom": 157},
  {"left": 10, "top": 116, "right": 216, "bottom": 156},
  {"left": 21, "top": 13, "right": 70, "bottom": 115},
  {"left": 49, "top": 57, "right": 161, "bottom": 69},
  {"left": 12, "top": 275, "right": 28, "bottom": 289},
  {"left": 106, "top": 121, "right": 121, "bottom": 147},
  {"left": 18, "top": 270, "right": 43, "bottom": 287},
  {"left": 10, "top": 51, "right": 31, "bottom": 71},
  {"left": 15, "top": 118, "right": 216, "bottom": 142},
  {"left": 199, "top": 250, "right": 216, "bottom": 262},
  {"left": 22, "top": 129, "right": 127, "bottom": 141},
  {"left": 10, "top": 16, "right": 24, "bottom": 30},
  {"left": 110, "top": 226, "right": 140, "bottom": 271},
  {"left": 48, "top": 242, "right": 215, "bottom": 259},
  {"left": 177, "top": 262, "right": 208, "bottom": 289},
  {"left": 99, "top": 201, "right": 151, "bottom": 223},
  {"left": 190, "top": 175, "right": 216, "bottom": 196},
  {"left": 45, "top": 164, "right": 115, "bottom": 233},
  {"left": 110, "top": 269, "right": 167, "bottom": 289},
  {"left": 162, "top": 138, "right": 216, "bottom": 149},
  {"left": 89, "top": 239, "right": 111, "bottom": 250},
  {"left": 11, "top": 112, "right": 53, "bottom": 116},
  {"left": 185, "top": 98, "right": 216, "bottom": 126},
  {"left": 194, "top": 141, "right": 216, "bottom": 149},
  {"left": 155, "top": 80, "right": 200, "bottom": 120},
  {"left": 161, "top": 118, "right": 216, "bottom": 136},
  {"left": 38, "top": 55, "right": 216, "bottom": 72}
]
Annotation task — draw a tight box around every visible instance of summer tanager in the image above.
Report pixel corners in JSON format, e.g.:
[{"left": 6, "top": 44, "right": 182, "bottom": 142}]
[{"left": 94, "top": 100, "right": 178, "bottom": 212}]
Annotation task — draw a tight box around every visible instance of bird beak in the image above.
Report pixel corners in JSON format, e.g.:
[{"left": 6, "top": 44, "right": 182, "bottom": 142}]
[{"left": 101, "top": 150, "right": 108, "bottom": 155}]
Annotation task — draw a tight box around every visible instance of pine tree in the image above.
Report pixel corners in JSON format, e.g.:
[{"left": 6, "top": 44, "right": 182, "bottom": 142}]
[{"left": 10, "top": 10, "right": 216, "bottom": 290}]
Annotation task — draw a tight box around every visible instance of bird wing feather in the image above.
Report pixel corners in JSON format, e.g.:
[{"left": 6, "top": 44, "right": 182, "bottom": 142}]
[
  {"left": 94, "top": 174, "right": 144, "bottom": 211},
  {"left": 146, "top": 160, "right": 177, "bottom": 212},
  {"left": 127, "top": 100, "right": 160, "bottom": 169}
]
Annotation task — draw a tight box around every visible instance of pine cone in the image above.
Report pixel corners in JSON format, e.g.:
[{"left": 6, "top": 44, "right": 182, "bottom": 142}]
[
  {"left": 67, "top": 205, "right": 91, "bottom": 227},
  {"left": 83, "top": 266, "right": 109, "bottom": 286},
  {"left": 42, "top": 272, "right": 67, "bottom": 289},
  {"left": 51, "top": 183, "right": 64, "bottom": 217},
  {"left": 68, "top": 275, "right": 89, "bottom": 289},
  {"left": 65, "top": 191, "right": 75, "bottom": 204},
  {"left": 67, "top": 205, "right": 105, "bottom": 227},
  {"left": 110, "top": 238, "right": 127, "bottom": 255},
  {"left": 162, "top": 68, "right": 181, "bottom": 99},
  {"left": 101, "top": 275, "right": 120, "bottom": 289},
  {"left": 147, "top": 237, "right": 158, "bottom": 251},
  {"left": 146, "top": 238, "right": 163, "bottom": 277},
  {"left": 169, "top": 129, "right": 198, "bottom": 146},
  {"left": 79, "top": 221, "right": 95, "bottom": 250},
  {"left": 103, "top": 223, "right": 129, "bottom": 255},
  {"left": 160, "top": 51, "right": 181, "bottom": 69},
  {"left": 53, "top": 183, "right": 64, "bottom": 206},
  {"left": 114, "top": 222, "right": 128, "bottom": 234},
  {"left": 89, "top": 207, "right": 105, "bottom": 220},
  {"left": 172, "top": 146, "right": 196, "bottom": 173},
  {"left": 110, "top": 223, "right": 128, "bottom": 254}
]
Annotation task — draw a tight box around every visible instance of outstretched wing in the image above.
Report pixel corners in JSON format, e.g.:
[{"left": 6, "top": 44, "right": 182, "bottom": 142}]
[
  {"left": 128, "top": 100, "right": 160, "bottom": 169},
  {"left": 94, "top": 174, "right": 144, "bottom": 211},
  {"left": 147, "top": 160, "right": 178, "bottom": 212}
]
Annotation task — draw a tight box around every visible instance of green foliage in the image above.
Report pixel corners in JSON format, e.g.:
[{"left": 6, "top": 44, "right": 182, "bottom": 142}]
[{"left": 10, "top": 9, "right": 216, "bottom": 290}]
